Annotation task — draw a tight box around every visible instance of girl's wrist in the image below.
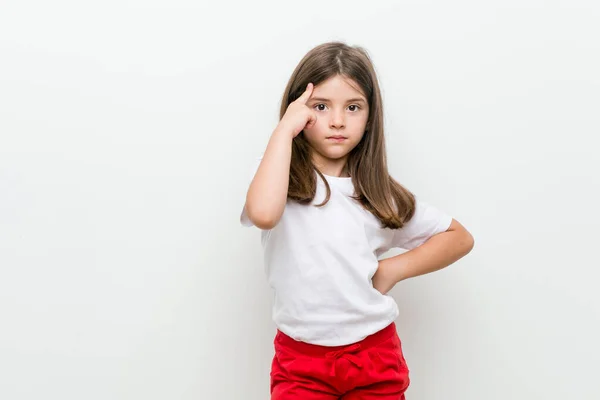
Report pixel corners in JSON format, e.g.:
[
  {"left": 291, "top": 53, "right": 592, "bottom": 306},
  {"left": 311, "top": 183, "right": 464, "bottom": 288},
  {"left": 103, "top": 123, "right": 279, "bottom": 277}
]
[
  {"left": 387, "top": 253, "right": 409, "bottom": 284},
  {"left": 274, "top": 121, "right": 298, "bottom": 139}
]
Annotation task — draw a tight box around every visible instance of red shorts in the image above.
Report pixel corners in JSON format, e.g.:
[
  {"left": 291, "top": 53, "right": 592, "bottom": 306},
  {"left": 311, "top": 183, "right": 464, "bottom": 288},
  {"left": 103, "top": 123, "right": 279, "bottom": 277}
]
[{"left": 270, "top": 323, "right": 410, "bottom": 399}]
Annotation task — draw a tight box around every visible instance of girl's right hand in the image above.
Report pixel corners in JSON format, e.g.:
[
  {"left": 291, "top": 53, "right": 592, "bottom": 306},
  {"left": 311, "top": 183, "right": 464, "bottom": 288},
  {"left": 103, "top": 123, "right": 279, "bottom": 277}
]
[{"left": 278, "top": 83, "right": 317, "bottom": 138}]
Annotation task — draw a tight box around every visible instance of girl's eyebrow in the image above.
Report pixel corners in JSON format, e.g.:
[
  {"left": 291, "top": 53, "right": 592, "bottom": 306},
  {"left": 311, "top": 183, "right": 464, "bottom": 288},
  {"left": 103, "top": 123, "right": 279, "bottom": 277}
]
[{"left": 309, "top": 97, "right": 367, "bottom": 104}]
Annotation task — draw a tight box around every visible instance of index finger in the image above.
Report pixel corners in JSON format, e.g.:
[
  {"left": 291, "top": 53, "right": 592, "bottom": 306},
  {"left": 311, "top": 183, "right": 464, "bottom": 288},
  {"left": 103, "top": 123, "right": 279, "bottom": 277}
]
[{"left": 296, "top": 82, "right": 314, "bottom": 104}]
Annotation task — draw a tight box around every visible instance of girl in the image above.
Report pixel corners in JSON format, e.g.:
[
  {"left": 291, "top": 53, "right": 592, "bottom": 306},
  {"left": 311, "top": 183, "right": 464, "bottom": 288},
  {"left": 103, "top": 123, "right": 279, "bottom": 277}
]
[{"left": 240, "top": 42, "right": 474, "bottom": 400}]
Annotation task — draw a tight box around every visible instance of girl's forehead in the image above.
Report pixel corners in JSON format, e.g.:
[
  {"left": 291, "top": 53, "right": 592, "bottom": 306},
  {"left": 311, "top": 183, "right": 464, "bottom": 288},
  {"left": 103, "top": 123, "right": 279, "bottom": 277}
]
[{"left": 312, "top": 75, "right": 367, "bottom": 101}]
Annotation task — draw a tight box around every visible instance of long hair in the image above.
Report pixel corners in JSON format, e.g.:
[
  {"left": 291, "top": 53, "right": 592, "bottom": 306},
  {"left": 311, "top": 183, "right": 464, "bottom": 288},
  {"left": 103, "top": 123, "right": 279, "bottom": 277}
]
[{"left": 279, "top": 41, "right": 416, "bottom": 229}]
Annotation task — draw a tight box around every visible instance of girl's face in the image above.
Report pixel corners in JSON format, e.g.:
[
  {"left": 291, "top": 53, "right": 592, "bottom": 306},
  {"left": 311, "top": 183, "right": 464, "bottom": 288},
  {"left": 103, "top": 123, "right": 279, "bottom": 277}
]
[{"left": 303, "top": 74, "right": 370, "bottom": 173}]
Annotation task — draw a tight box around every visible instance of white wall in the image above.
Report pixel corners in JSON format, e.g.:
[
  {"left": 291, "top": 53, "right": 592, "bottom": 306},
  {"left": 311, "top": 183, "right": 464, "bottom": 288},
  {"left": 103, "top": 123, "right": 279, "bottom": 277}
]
[{"left": 1, "top": 1, "right": 599, "bottom": 399}]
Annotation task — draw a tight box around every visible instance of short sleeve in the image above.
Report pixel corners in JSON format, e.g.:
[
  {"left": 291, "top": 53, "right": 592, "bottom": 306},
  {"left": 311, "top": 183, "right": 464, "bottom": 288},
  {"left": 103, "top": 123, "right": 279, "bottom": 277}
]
[
  {"left": 392, "top": 197, "right": 453, "bottom": 250},
  {"left": 240, "top": 156, "right": 263, "bottom": 227}
]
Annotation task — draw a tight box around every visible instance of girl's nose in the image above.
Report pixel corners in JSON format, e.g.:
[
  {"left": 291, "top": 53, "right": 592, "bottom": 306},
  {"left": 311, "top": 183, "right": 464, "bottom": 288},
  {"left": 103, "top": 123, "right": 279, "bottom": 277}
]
[{"left": 330, "top": 110, "right": 345, "bottom": 128}]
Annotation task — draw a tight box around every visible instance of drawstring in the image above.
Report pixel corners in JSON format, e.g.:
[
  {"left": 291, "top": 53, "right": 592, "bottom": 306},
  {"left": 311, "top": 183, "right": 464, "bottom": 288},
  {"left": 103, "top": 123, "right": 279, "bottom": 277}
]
[{"left": 325, "top": 343, "right": 363, "bottom": 377}]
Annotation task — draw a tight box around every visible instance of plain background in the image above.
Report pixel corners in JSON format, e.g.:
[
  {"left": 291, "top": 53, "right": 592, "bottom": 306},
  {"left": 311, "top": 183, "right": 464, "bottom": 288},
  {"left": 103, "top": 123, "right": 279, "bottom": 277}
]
[{"left": 1, "top": 0, "right": 599, "bottom": 399}]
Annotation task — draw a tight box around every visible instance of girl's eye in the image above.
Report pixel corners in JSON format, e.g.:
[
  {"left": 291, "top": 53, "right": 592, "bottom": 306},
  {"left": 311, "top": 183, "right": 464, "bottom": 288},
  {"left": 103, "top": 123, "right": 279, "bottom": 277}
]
[{"left": 313, "top": 104, "right": 361, "bottom": 111}]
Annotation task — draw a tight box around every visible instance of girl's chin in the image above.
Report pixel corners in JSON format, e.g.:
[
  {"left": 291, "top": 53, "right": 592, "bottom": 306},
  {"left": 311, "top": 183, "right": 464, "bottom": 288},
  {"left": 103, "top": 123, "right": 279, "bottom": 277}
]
[{"left": 308, "top": 142, "right": 356, "bottom": 158}]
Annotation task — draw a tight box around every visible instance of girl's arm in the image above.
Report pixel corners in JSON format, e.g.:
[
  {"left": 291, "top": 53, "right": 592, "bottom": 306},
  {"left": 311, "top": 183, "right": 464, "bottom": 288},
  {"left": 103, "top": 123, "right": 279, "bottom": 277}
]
[
  {"left": 243, "top": 126, "right": 295, "bottom": 230},
  {"left": 373, "top": 218, "right": 474, "bottom": 294},
  {"left": 244, "top": 83, "right": 316, "bottom": 230}
]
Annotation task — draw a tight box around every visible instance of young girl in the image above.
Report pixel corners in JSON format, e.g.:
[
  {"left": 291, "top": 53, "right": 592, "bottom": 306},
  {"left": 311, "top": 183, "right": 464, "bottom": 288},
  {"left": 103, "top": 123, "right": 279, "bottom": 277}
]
[{"left": 240, "top": 42, "right": 474, "bottom": 400}]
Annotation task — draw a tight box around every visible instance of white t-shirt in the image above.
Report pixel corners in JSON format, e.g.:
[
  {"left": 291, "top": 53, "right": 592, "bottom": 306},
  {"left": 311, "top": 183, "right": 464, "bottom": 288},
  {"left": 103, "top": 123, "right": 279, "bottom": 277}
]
[{"left": 240, "top": 157, "right": 453, "bottom": 346}]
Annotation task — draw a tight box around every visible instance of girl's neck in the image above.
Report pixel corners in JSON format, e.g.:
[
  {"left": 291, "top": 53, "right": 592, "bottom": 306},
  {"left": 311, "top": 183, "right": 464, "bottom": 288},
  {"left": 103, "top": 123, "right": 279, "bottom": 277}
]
[{"left": 313, "top": 158, "right": 350, "bottom": 178}]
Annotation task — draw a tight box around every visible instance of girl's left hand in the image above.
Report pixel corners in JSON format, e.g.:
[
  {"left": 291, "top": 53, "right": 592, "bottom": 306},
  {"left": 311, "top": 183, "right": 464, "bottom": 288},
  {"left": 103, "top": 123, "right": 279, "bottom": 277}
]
[{"left": 372, "top": 257, "right": 403, "bottom": 294}]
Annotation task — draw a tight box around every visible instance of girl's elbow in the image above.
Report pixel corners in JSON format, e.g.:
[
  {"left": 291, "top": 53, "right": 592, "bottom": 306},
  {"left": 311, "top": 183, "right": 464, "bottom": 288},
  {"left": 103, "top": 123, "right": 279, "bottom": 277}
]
[
  {"left": 245, "top": 205, "right": 282, "bottom": 230},
  {"left": 253, "top": 216, "right": 279, "bottom": 230},
  {"left": 463, "top": 231, "right": 475, "bottom": 253}
]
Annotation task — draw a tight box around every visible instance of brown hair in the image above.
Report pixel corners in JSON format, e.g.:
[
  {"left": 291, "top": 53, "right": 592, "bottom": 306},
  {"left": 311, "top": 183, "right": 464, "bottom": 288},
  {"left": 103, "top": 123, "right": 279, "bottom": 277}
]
[{"left": 279, "top": 41, "right": 416, "bottom": 229}]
